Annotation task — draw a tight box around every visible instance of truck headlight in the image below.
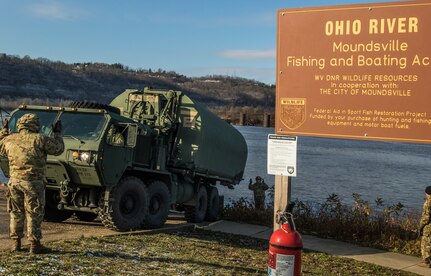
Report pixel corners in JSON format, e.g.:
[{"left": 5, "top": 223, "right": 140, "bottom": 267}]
[
  {"left": 80, "top": 152, "right": 91, "bottom": 162},
  {"left": 71, "top": 150, "right": 98, "bottom": 164}
]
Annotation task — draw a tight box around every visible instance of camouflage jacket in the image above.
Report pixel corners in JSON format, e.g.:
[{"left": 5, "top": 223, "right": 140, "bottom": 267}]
[
  {"left": 107, "top": 126, "right": 125, "bottom": 146},
  {"left": 420, "top": 195, "right": 431, "bottom": 230},
  {"left": 0, "top": 128, "right": 64, "bottom": 181},
  {"left": 249, "top": 180, "right": 269, "bottom": 197}
]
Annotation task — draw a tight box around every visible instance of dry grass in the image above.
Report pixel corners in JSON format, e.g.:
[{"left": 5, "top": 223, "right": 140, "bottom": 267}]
[{"left": 0, "top": 229, "right": 415, "bottom": 275}]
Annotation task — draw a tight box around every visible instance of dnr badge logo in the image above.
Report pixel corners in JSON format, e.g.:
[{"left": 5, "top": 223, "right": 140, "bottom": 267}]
[
  {"left": 287, "top": 166, "right": 295, "bottom": 175},
  {"left": 280, "top": 98, "right": 306, "bottom": 130}
]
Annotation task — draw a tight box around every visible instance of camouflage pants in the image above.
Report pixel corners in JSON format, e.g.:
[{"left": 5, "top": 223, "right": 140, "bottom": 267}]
[
  {"left": 254, "top": 195, "right": 266, "bottom": 210},
  {"left": 6, "top": 179, "right": 45, "bottom": 241},
  {"left": 421, "top": 224, "right": 431, "bottom": 262}
]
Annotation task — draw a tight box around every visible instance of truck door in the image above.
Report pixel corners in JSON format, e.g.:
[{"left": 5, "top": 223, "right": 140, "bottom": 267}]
[{"left": 102, "top": 123, "right": 137, "bottom": 186}]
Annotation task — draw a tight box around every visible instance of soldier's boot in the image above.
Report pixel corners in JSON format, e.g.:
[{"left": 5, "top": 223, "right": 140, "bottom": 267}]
[
  {"left": 10, "top": 239, "right": 21, "bottom": 252},
  {"left": 30, "top": 240, "right": 51, "bottom": 254}
]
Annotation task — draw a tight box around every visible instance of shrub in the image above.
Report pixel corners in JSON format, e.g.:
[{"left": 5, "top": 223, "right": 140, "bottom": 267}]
[
  {"left": 221, "top": 193, "right": 421, "bottom": 256},
  {"left": 222, "top": 197, "right": 273, "bottom": 226}
]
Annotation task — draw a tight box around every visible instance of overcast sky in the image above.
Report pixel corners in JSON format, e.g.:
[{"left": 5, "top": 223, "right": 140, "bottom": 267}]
[{"left": 0, "top": 0, "right": 394, "bottom": 84}]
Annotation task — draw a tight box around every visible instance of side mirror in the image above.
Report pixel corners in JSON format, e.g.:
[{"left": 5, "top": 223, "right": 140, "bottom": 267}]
[{"left": 126, "top": 124, "right": 137, "bottom": 147}]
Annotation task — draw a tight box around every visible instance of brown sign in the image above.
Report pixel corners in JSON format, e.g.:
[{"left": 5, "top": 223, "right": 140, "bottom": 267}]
[{"left": 276, "top": 1, "right": 431, "bottom": 143}]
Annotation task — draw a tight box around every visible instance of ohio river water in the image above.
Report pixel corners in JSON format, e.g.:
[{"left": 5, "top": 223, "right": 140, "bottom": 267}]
[
  {"left": 219, "top": 126, "right": 431, "bottom": 211},
  {"left": 0, "top": 124, "right": 430, "bottom": 211}
]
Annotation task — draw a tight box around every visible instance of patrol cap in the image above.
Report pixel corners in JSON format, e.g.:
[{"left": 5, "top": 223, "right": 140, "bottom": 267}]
[
  {"left": 426, "top": 186, "right": 431, "bottom": 195},
  {"left": 17, "top": 113, "right": 40, "bottom": 133}
]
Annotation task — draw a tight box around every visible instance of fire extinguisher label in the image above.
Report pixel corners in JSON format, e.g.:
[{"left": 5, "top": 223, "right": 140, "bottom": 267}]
[{"left": 268, "top": 254, "right": 295, "bottom": 276}]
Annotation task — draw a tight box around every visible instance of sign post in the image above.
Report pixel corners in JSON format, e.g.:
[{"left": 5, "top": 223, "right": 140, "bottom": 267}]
[
  {"left": 273, "top": 175, "right": 291, "bottom": 230},
  {"left": 268, "top": 135, "right": 297, "bottom": 230}
]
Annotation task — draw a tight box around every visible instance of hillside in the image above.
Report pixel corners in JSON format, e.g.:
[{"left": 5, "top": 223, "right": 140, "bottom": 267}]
[{"left": 0, "top": 54, "right": 275, "bottom": 113}]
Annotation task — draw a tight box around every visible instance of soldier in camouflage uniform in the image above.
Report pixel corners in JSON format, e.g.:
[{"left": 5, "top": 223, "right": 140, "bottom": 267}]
[
  {"left": 0, "top": 113, "right": 64, "bottom": 254},
  {"left": 248, "top": 176, "right": 269, "bottom": 210},
  {"left": 419, "top": 186, "right": 431, "bottom": 268},
  {"left": 107, "top": 125, "right": 125, "bottom": 146}
]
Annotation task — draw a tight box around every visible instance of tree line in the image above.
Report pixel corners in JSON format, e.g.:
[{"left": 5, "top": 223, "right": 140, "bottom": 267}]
[{"left": 0, "top": 54, "right": 275, "bottom": 125}]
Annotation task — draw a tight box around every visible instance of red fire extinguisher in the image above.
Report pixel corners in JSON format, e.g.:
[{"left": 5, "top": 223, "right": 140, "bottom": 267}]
[{"left": 268, "top": 203, "right": 303, "bottom": 276}]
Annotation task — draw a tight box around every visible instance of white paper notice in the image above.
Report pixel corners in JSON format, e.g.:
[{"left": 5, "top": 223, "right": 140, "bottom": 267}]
[{"left": 267, "top": 134, "right": 297, "bottom": 176}]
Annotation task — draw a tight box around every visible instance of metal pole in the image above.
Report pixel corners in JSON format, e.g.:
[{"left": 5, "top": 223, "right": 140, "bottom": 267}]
[
  {"left": 239, "top": 113, "right": 246, "bottom": 126},
  {"left": 263, "top": 114, "right": 271, "bottom": 128},
  {"left": 0, "top": 105, "right": 4, "bottom": 126}
]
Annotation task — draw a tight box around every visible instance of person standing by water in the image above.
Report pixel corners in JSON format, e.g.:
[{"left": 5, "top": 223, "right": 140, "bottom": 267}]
[
  {"left": 248, "top": 176, "right": 269, "bottom": 210},
  {"left": 0, "top": 114, "right": 64, "bottom": 254},
  {"left": 419, "top": 186, "right": 431, "bottom": 268}
]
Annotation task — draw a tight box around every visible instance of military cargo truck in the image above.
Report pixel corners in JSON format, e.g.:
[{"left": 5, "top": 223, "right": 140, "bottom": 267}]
[{"left": 0, "top": 88, "right": 248, "bottom": 231}]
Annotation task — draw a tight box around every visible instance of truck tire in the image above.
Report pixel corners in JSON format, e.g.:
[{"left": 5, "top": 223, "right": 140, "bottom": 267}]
[
  {"left": 44, "top": 190, "right": 73, "bottom": 222},
  {"left": 185, "top": 186, "right": 208, "bottom": 223},
  {"left": 144, "top": 180, "right": 171, "bottom": 229},
  {"left": 75, "top": 212, "right": 98, "bottom": 222},
  {"left": 205, "top": 186, "right": 220, "bottom": 221},
  {"left": 99, "top": 176, "right": 149, "bottom": 231}
]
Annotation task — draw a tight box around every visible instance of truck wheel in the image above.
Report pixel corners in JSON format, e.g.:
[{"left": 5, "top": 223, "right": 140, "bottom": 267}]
[
  {"left": 144, "top": 180, "right": 171, "bottom": 229},
  {"left": 44, "top": 190, "right": 73, "bottom": 222},
  {"left": 75, "top": 212, "right": 99, "bottom": 222},
  {"left": 185, "top": 186, "right": 208, "bottom": 223},
  {"left": 205, "top": 186, "right": 220, "bottom": 221},
  {"left": 99, "top": 176, "right": 149, "bottom": 231}
]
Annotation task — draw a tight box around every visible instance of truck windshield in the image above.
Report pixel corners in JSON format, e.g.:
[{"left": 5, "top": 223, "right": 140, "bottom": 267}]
[
  {"left": 60, "top": 112, "right": 106, "bottom": 140},
  {"left": 8, "top": 110, "right": 59, "bottom": 135}
]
